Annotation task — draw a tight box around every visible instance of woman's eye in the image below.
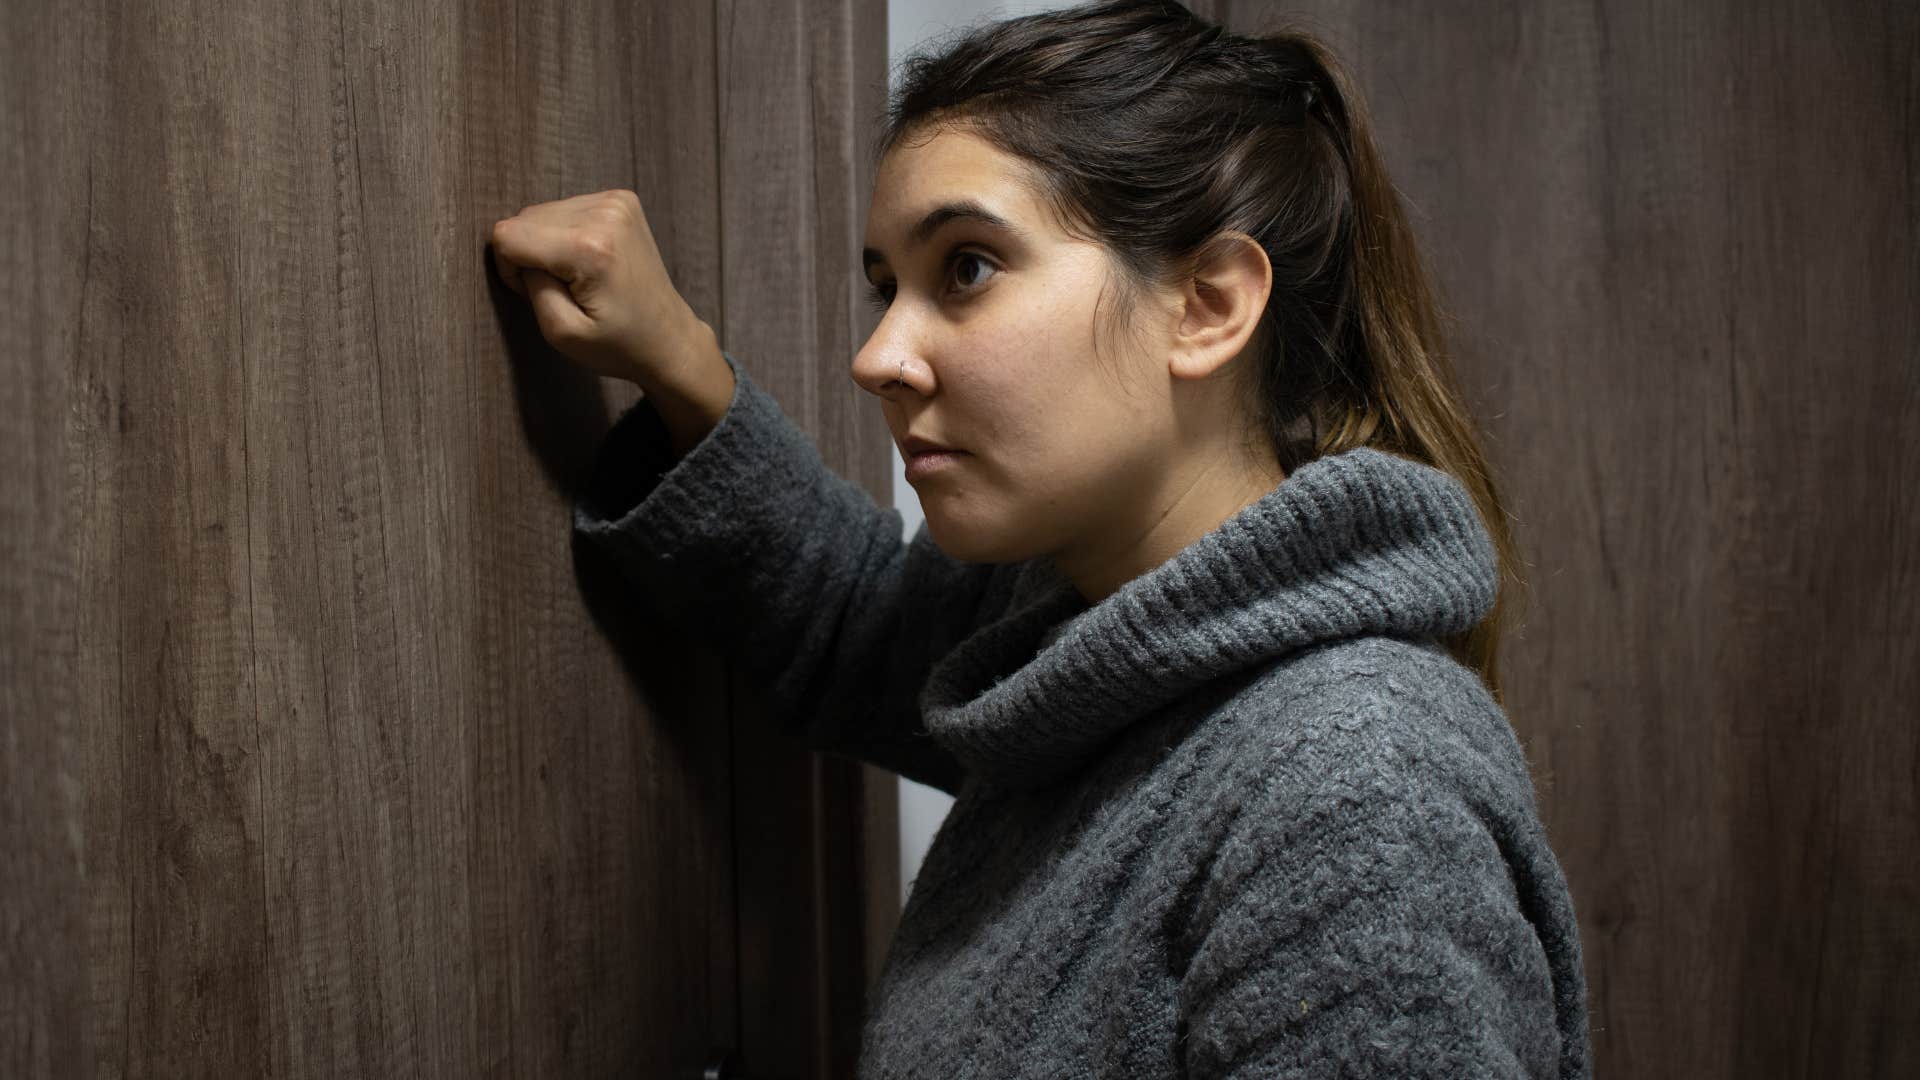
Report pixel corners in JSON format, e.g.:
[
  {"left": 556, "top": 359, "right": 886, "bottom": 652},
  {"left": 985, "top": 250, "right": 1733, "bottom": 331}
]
[
  {"left": 950, "top": 251, "right": 997, "bottom": 292},
  {"left": 863, "top": 250, "right": 997, "bottom": 312}
]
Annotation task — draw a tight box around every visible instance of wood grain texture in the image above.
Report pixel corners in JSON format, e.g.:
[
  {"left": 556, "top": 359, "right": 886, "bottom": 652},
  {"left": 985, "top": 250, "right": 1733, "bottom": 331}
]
[
  {"left": 851, "top": 0, "right": 903, "bottom": 1017},
  {"left": 712, "top": 0, "right": 897, "bottom": 1076},
  {"left": 0, "top": 0, "right": 89, "bottom": 1076},
  {"left": 1201, "top": 1, "right": 1919, "bottom": 1075},
  {"left": 1, "top": 0, "right": 892, "bottom": 1076}
]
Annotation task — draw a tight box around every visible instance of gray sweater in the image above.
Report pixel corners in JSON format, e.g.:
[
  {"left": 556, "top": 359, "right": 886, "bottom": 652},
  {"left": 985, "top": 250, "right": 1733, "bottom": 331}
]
[{"left": 574, "top": 350, "right": 1592, "bottom": 1078}]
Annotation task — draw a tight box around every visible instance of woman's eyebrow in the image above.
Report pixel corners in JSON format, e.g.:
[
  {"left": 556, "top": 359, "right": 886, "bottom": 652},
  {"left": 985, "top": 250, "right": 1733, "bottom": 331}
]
[{"left": 863, "top": 200, "right": 1023, "bottom": 280}]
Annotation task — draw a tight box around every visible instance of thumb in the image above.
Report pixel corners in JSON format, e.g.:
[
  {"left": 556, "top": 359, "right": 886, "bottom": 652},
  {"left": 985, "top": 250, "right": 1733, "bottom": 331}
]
[{"left": 525, "top": 268, "right": 590, "bottom": 347}]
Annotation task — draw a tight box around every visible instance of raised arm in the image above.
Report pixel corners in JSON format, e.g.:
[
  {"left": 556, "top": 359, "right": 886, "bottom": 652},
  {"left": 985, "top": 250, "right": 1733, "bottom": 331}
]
[{"left": 573, "top": 348, "right": 1007, "bottom": 796}]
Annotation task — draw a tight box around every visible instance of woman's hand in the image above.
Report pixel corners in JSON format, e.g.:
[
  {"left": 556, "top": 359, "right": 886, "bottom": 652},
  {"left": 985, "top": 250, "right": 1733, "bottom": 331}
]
[{"left": 489, "top": 189, "right": 703, "bottom": 383}]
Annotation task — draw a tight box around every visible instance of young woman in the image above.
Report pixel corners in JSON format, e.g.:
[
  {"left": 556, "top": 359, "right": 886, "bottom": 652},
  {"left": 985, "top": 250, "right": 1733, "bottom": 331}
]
[{"left": 489, "top": 1, "right": 1591, "bottom": 1075}]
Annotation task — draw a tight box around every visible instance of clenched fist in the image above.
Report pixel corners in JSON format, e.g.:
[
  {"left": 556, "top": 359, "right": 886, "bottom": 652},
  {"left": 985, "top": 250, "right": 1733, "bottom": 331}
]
[{"left": 489, "top": 189, "right": 704, "bottom": 383}]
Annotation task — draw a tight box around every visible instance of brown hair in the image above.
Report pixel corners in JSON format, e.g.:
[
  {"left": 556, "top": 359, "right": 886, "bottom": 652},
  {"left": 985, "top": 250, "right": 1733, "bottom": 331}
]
[{"left": 875, "top": 0, "right": 1527, "bottom": 702}]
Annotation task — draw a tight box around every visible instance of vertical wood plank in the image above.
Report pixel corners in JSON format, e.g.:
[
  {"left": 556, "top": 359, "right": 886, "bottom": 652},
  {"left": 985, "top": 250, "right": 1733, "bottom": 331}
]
[
  {"left": 849, "top": 0, "right": 906, "bottom": 1009},
  {"left": 715, "top": 0, "right": 895, "bottom": 1074},
  {"left": 79, "top": 0, "right": 275, "bottom": 1071},
  {"left": 582, "top": 3, "right": 748, "bottom": 1070},
  {"left": 0, "top": 0, "right": 90, "bottom": 1076}
]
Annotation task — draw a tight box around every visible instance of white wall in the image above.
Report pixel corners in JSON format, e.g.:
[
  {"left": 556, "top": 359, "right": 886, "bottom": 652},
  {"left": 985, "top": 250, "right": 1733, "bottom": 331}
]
[{"left": 886, "top": 0, "right": 1081, "bottom": 910}]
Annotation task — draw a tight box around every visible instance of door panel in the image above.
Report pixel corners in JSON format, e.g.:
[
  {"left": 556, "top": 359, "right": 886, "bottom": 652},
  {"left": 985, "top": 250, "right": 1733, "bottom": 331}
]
[{"left": 0, "top": 1, "right": 891, "bottom": 1076}]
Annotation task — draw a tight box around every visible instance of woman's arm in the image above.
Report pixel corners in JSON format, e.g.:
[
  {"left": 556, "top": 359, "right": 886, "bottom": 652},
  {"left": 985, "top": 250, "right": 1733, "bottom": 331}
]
[
  {"left": 1176, "top": 691, "right": 1589, "bottom": 1079},
  {"left": 573, "top": 348, "right": 1004, "bottom": 796}
]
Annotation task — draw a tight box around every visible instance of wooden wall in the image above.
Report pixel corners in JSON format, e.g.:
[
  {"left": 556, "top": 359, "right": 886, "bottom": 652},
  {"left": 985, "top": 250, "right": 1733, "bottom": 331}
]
[
  {"left": 713, "top": 1, "right": 899, "bottom": 1076},
  {"left": 0, "top": 0, "right": 892, "bottom": 1077},
  {"left": 1193, "top": 0, "right": 1919, "bottom": 1075},
  {"left": 11, "top": 0, "right": 1914, "bottom": 1075}
]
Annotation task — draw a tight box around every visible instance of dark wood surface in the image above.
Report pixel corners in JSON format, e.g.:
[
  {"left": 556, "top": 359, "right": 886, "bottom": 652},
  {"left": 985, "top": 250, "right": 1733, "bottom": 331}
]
[
  {"left": 1196, "top": 0, "right": 1919, "bottom": 1075},
  {"left": 0, "top": 0, "right": 893, "bottom": 1076},
  {"left": 14, "top": 0, "right": 1913, "bottom": 1075},
  {"left": 713, "top": 1, "right": 897, "bottom": 1077}
]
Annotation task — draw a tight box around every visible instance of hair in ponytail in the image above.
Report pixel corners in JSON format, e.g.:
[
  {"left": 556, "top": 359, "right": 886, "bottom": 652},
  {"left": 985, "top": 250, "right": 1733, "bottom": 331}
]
[{"left": 877, "top": 0, "right": 1527, "bottom": 701}]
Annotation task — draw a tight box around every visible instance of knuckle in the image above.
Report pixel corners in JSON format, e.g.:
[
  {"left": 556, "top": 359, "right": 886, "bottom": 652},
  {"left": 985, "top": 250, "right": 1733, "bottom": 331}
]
[
  {"left": 575, "top": 230, "right": 616, "bottom": 264},
  {"left": 593, "top": 193, "right": 635, "bottom": 225}
]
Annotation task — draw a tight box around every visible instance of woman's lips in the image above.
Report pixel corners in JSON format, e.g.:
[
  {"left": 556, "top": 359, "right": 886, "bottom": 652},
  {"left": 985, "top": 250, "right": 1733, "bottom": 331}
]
[{"left": 904, "top": 448, "right": 967, "bottom": 482}]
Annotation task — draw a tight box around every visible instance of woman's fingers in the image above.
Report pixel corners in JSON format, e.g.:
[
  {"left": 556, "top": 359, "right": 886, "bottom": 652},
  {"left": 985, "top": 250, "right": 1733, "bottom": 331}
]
[
  {"left": 492, "top": 236, "right": 526, "bottom": 296},
  {"left": 490, "top": 215, "right": 576, "bottom": 285},
  {"left": 524, "top": 267, "right": 589, "bottom": 348},
  {"left": 487, "top": 189, "right": 695, "bottom": 382}
]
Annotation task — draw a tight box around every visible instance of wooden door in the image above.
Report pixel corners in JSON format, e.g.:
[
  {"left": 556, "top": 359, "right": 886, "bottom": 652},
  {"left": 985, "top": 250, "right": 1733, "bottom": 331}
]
[
  {"left": 1192, "top": 0, "right": 1919, "bottom": 1075},
  {"left": 0, "top": 0, "right": 893, "bottom": 1077}
]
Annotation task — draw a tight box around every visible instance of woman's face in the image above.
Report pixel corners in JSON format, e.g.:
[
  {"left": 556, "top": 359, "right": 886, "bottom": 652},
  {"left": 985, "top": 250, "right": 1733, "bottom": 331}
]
[{"left": 854, "top": 125, "right": 1278, "bottom": 600}]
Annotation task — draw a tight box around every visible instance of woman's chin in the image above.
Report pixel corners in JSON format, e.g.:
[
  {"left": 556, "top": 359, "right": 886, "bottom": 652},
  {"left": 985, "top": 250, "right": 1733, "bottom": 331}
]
[
  {"left": 921, "top": 506, "right": 1051, "bottom": 567},
  {"left": 918, "top": 510, "right": 1003, "bottom": 565}
]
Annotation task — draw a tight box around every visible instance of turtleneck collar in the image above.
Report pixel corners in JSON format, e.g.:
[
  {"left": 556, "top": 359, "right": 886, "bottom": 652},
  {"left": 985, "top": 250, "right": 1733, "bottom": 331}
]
[{"left": 917, "top": 446, "right": 1499, "bottom": 792}]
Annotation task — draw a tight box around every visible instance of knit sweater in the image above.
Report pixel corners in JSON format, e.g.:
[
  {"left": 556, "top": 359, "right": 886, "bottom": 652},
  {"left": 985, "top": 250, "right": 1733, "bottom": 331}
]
[{"left": 573, "top": 350, "right": 1593, "bottom": 1079}]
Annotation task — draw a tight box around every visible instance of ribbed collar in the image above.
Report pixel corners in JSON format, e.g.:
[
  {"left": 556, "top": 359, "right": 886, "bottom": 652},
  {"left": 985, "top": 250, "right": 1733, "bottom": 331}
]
[{"left": 918, "top": 447, "right": 1499, "bottom": 791}]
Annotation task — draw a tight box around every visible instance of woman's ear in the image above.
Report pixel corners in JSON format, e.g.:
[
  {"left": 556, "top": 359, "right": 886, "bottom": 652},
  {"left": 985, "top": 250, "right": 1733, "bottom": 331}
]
[{"left": 1167, "top": 231, "right": 1272, "bottom": 381}]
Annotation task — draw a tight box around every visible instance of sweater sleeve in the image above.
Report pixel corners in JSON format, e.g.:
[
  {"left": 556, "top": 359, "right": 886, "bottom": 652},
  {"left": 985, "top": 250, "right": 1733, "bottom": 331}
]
[
  {"left": 571, "top": 349, "right": 1000, "bottom": 797},
  {"left": 1176, "top": 701, "right": 1576, "bottom": 1079}
]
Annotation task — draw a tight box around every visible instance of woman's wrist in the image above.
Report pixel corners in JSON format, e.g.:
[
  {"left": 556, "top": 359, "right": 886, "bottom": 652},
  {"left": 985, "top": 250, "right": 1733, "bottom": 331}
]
[{"left": 633, "top": 313, "right": 734, "bottom": 459}]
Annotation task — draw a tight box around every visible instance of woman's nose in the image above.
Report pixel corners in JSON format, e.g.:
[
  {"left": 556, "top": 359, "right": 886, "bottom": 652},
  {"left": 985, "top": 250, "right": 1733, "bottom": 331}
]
[{"left": 851, "top": 335, "right": 919, "bottom": 399}]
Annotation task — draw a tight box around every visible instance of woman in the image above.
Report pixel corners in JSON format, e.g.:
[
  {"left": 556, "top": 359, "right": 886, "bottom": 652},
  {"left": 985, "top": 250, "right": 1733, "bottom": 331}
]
[{"left": 488, "top": 1, "right": 1592, "bottom": 1075}]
